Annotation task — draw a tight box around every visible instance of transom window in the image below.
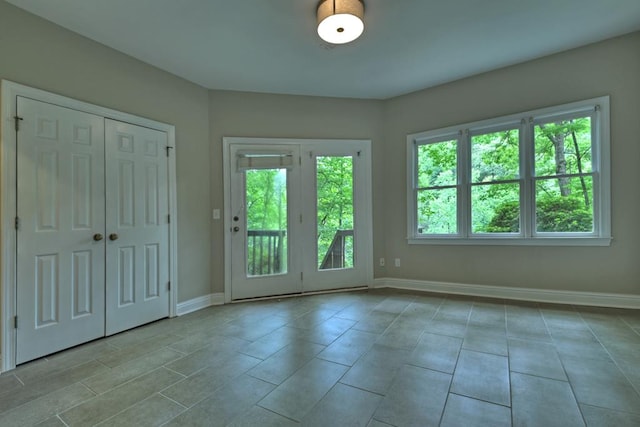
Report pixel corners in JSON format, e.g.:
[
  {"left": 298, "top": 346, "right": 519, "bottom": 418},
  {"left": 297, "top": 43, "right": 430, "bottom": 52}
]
[{"left": 407, "top": 97, "right": 611, "bottom": 246}]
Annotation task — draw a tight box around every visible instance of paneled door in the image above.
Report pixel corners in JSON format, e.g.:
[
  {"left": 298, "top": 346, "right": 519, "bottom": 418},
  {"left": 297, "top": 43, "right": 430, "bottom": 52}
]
[
  {"left": 16, "top": 97, "right": 106, "bottom": 364},
  {"left": 104, "top": 120, "right": 170, "bottom": 335}
]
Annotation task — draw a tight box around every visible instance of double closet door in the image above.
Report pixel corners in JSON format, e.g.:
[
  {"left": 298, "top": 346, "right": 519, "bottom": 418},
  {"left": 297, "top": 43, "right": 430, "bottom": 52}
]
[{"left": 15, "top": 97, "right": 170, "bottom": 364}]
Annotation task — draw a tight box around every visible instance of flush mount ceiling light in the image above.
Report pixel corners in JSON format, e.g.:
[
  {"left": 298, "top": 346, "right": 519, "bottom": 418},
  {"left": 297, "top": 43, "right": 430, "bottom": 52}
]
[{"left": 317, "top": 0, "right": 365, "bottom": 45}]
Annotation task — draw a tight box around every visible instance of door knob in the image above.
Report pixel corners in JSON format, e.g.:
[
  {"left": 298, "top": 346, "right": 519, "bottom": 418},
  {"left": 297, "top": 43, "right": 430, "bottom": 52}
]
[
  {"left": 233, "top": 226, "right": 240, "bottom": 232},
  {"left": 93, "top": 233, "right": 104, "bottom": 241},
  {"left": 109, "top": 233, "right": 119, "bottom": 241}
]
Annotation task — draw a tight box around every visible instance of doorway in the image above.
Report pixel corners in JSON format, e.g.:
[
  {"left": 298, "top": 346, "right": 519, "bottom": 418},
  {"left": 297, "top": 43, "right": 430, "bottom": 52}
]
[{"left": 224, "top": 138, "right": 373, "bottom": 301}]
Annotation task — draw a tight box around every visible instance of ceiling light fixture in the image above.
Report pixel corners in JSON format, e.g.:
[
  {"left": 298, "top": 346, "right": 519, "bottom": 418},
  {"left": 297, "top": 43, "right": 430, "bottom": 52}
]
[{"left": 317, "top": 0, "right": 364, "bottom": 45}]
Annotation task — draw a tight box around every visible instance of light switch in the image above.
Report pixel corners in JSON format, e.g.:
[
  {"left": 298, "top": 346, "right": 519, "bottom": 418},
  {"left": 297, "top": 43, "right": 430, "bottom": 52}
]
[{"left": 213, "top": 209, "right": 221, "bottom": 220}]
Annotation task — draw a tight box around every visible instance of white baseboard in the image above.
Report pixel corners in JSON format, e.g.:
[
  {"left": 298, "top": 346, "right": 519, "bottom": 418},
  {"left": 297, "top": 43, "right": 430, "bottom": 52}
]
[
  {"left": 176, "top": 293, "right": 225, "bottom": 316},
  {"left": 373, "top": 278, "right": 640, "bottom": 309}
]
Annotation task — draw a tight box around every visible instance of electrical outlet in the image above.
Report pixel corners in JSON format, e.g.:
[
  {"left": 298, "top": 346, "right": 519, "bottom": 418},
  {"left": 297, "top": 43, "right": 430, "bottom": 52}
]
[
  {"left": 394, "top": 258, "right": 401, "bottom": 267},
  {"left": 379, "top": 258, "right": 385, "bottom": 267},
  {"left": 213, "top": 209, "right": 221, "bottom": 220}
]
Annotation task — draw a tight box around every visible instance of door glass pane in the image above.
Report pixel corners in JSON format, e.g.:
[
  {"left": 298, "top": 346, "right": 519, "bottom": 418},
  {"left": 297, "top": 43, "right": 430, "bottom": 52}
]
[
  {"left": 316, "top": 156, "right": 354, "bottom": 270},
  {"left": 245, "top": 168, "right": 287, "bottom": 276}
]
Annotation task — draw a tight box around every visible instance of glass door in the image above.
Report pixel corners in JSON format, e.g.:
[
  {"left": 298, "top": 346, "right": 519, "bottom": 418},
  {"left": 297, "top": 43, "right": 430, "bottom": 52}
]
[
  {"left": 301, "top": 141, "right": 372, "bottom": 292},
  {"left": 229, "top": 144, "right": 302, "bottom": 300},
  {"left": 227, "top": 139, "right": 372, "bottom": 300}
]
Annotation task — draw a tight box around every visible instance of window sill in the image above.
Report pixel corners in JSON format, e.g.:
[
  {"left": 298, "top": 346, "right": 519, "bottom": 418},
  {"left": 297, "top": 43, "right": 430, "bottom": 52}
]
[{"left": 408, "top": 237, "right": 612, "bottom": 247}]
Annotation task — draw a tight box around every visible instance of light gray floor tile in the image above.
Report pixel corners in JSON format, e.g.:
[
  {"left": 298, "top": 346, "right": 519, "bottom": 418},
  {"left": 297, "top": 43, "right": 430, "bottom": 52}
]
[
  {"left": 408, "top": 332, "right": 462, "bottom": 374},
  {"left": 238, "top": 326, "right": 298, "bottom": 360},
  {"left": 352, "top": 310, "right": 399, "bottom": 334},
  {"left": 340, "top": 344, "right": 410, "bottom": 395},
  {"left": 373, "top": 364, "right": 451, "bottom": 427},
  {"left": 34, "top": 416, "right": 66, "bottom": 427},
  {"left": 0, "top": 383, "right": 94, "bottom": 427},
  {"left": 463, "top": 327, "right": 508, "bottom": 356},
  {"left": 96, "top": 393, "right": 185, "bottom": 427},
  {"left": 165, "top": 374, "right": 275, "bottom": 427},
  {"left": 512, "top": 372, "right": 584, "bottom": 427},
  {"left": 162, "top": 353, "right": 261, "bottom": 407},
  {"left": 302, "top": 383, "right": 382, "bottom": 426},
  {"left": 375, "top": 322, "right": 424, "bottom": 350},
  {"left": 424, "top": 318, "right": 468, "bottom": 338},
  {"left": 0, "top": 360, "right": 108, "bottom": 414},
  {"left": 374, "top": 297, "right": 414, "bottom": 314},
  {"left": 581, "top": 404, "right": 640, "bottom": 427},
  {"left": 0, "top": 373, "right": 23, "bottom": 396},
  {"left": 60, "top": 367, "right": 183, "bottom": 426},
  {"left": 440, "top": 393, "right": 511, "bottom": 427},
  {"left": 248, "top": 341, "right": 325, "bottom": 385},
  {"left": 164, "top": 336, "right": 249, "bottom": 376},
  {"left": 367, "top": 420, "right": 394, "bottom": 427},
  {"left": 97, "top": 333, "right": 183, "bottom": 368},
  {"left": 563, "top": 355, "right": 640, "bottom": 414},
  {"left": 83, "top": 347, "right": 183, "bottom": 394},
  {"left": 508, "top": 337, "right": 566, "bottom": 380},
  {"left": 451, "top": 349, "right": 510, "bottom": 406},
  {"left": 317, "top": 329, "right": 379, "bottom": 366},
  {"left": 295, "top": 317, "right": 356, "bottom": 346},
  {"left": 228, "top": 406, "right": 299, "bottom": 427},
  {"left": 259, "top": 358, "right": 348, "bottom": 421}
]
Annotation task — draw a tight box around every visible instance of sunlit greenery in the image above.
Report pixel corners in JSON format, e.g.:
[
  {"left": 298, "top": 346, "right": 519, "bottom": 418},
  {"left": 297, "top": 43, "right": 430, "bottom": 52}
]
[
  {"left": 417, "top": 116, "right": 593, "bottom": 234},
  {"left": 244, "top": 156, "right": 355, "bottom": 276}
]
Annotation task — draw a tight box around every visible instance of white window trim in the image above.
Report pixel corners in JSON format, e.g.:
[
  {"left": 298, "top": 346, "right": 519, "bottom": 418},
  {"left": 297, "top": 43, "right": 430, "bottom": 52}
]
[{"left": 407, "top": 96, "right": 611, "bottom": 246}]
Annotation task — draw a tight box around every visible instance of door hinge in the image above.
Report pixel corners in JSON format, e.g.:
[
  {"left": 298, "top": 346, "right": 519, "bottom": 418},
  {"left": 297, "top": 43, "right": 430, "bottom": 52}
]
[
  {"left": 14, "top": 116, "right": 23, "bottom": 132},
  {"left": 299, "top": 214, "right": 302, "bottom": 223},
  {"left": 167, "top": 214, "right": 170, "bottom": 224},
  {"left": 166, "top": 146, "right": 174, "bottom": 157},
  {"left": 167, "top": 281, "right": 171, "bottom": 291},
  {"left": 299, "top": 156, "right": 301, "bottom": 166},
  {"left": 14, "top": 216, "right": 20, "bottom": 230},
  {"left": 14, "top": 315, "right": 18, "bottom": 329},
  {"left": 300, "top": 272, "right": 303, "bottom": 281}
]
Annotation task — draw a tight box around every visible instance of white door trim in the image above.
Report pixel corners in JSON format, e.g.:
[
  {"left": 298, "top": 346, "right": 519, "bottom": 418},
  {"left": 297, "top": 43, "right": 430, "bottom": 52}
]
[
  {"left": 222, "top": 137, "right": 374, "bottom": 304},
  {"left": 0, "top": 80, "right": 179, "bottom": 372}
]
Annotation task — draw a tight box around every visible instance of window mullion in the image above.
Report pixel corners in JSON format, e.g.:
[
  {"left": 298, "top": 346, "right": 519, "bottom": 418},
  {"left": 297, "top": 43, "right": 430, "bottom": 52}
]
[
  {"left": 521, "top": 117, "right": 534, "bottom": 238},
  {"left": 458, "top": 129, "right": 470, "bottom": 237}
]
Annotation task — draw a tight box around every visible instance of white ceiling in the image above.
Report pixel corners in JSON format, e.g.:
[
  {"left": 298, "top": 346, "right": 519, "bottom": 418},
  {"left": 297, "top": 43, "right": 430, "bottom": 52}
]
[{"left": 8, "top": 0, "right": 640, "bottom": 99}]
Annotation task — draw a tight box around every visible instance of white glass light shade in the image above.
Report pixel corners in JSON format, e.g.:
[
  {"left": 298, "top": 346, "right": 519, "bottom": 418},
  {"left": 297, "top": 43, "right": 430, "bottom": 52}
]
[{"left": 317, "top": 0, "right": 364, "bottom": 45}]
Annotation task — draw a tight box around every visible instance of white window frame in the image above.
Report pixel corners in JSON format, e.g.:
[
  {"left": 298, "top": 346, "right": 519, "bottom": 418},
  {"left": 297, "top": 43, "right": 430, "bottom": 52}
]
[{"left": 407, "top": 96, "right": 611, "bottom": 246}]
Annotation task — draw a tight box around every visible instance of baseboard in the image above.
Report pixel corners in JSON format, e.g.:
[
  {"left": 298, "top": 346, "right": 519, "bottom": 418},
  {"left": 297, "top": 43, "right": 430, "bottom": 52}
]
[
  {"left": 176, "top": 293, "right": 225, "bottom": 316},
  {"left": 373, "top": 278, "right": 640, "bottom": 309}
]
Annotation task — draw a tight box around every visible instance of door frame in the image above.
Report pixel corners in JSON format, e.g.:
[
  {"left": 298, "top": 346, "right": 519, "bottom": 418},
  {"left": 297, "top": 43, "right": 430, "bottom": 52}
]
[
  {"left": 1, "top": 80, "right": 179, "bottom": 372},
  {"left": 222, "top": 137, "right": 374, "bottom": 303}
]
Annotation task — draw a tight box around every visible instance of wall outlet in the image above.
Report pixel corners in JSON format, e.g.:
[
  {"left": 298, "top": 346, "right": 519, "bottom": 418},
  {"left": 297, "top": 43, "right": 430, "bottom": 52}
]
[
  {"left": 394, "top": 258, "right": 401, "bottom": 267},
  {"left": 379, "top": 258, "right": 385, "bottom": 267},
  {"left": 212, "top": 209, "right": 221, "bottom": 220}
]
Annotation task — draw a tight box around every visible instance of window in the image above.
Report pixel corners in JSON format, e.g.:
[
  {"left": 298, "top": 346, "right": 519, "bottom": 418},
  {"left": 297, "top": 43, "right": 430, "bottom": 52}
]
[{"left": 407, "top": 97, "right": 611, "bottom": 245}]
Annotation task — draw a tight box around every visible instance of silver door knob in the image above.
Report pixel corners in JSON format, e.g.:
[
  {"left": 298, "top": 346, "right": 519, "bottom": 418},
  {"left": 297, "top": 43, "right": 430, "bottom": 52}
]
[
  {"left": 109, "top": 233, "right": 119, "bottom": 241},
  {"left": 93, "top": 233, "right": 104, "bottom": 241},
  {"left": 233, "top": 226, "right": 240, "bottom": 232}
]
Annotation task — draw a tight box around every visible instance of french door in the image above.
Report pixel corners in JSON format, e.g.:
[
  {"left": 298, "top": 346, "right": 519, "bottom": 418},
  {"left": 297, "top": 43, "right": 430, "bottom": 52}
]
[
  {"left": 227, "top": 139, "right": 372, "bottom": 300},
  {"left": 15, "top": 97, "right": 171, "bottom": 364}
]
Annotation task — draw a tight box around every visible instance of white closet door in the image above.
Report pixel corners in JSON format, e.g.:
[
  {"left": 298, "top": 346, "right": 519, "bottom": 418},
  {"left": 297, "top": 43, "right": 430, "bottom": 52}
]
[
  {"left": 105, "top": 119, "right": 170, "bottom": 335},
  {"left": 16, "top": 97, "right": 106, "bottom": 364}
]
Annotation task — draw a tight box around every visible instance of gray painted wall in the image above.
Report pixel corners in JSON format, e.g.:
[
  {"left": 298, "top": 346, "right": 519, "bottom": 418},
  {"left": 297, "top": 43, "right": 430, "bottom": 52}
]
[{"left": 383, "top": 32, "right": 640, "bottom": 295}]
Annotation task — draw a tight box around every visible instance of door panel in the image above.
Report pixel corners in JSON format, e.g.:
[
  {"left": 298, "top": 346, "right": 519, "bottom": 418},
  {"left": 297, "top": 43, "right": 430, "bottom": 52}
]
[
  {"left": 105, "top": 119, "right": 170, "bottom": 335},
  {"left": 16, "top": 97, "right": 106, "bottom": 364},
  {"left": 230, "top": 145, "right": 302, "bottom": 299},
  {"left": 302, "top": 142, "right": 370, "bottom": 292}
]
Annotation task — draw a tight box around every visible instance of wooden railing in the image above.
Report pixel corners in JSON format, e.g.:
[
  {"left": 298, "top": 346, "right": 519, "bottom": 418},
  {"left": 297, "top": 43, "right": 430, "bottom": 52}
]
[
  {"left": 319, "top": 230, "right": 354, "bottom": 270},
  {"left": 247, "top": 229, "right": 354, "bottom": 275},
  {"left": 247, "top": 230, "right": 286, "bottom": 275}
]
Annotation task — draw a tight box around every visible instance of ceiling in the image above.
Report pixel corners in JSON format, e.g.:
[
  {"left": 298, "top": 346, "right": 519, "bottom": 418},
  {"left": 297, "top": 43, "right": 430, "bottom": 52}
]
[{"left": 7, "top": 0, "right": 640, "bottom": 99}]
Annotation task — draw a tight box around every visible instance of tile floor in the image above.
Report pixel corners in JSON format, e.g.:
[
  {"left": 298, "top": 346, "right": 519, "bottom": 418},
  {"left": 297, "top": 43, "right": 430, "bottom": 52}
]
[{"left": 0, "top": 288, "right": 639, "bottom": 426}]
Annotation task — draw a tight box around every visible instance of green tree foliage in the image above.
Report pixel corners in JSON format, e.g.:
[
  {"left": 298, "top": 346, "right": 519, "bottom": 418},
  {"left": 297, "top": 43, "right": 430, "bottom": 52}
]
[{"left": 418, "top": 117, "right": 594, "bottom": 234}]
